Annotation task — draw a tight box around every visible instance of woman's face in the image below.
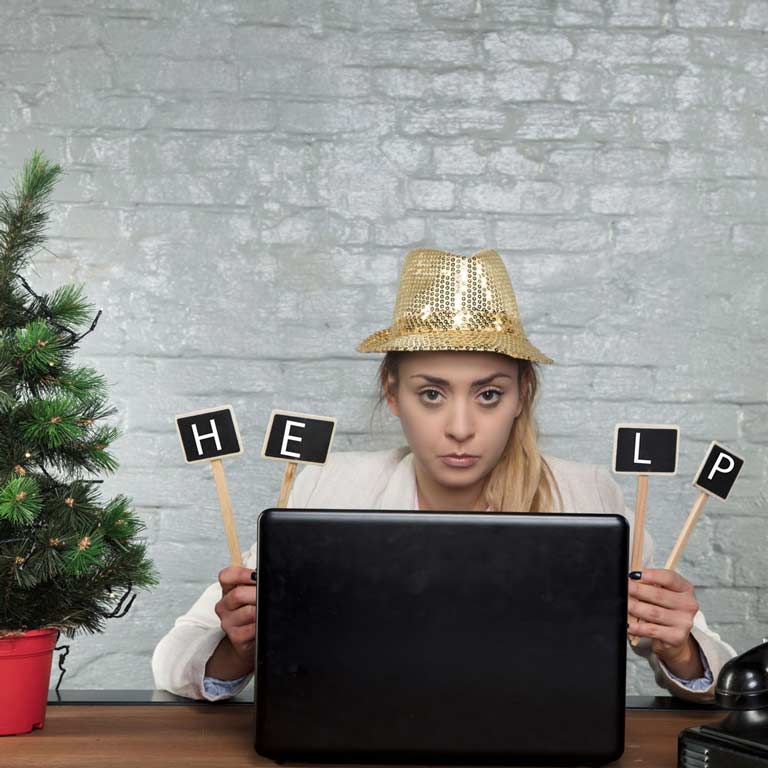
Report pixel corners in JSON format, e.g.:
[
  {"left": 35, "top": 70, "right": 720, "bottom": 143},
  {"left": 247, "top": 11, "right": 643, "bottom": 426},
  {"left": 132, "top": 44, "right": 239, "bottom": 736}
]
[{"left": 386, "top": 351, "right": 524, "bottom": 490}]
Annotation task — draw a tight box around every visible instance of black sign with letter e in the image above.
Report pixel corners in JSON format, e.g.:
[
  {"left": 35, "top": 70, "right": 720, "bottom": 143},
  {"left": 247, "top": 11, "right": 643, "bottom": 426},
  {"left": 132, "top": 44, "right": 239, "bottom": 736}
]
[
  {"left": 175, "top": 405, "right": 244, "bottom": 464},
  {"left": 693, "top": 441, "right": 745, "bottom": 501},
  {"left": 261, "top": 410, "right": 337, "bottom": 465},
  {"left": 613, "top": 423, "right": 679, "bottom": 475}
]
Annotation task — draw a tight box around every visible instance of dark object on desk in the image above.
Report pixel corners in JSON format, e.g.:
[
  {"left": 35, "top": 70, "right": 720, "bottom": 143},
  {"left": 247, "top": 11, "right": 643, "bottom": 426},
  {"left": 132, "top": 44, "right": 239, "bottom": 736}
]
[
  {"left": 678, "top": 639, "right": 768, "bottom": 767},
  {"left": 44, "top": 690, "right": 721, "bottom": 710},
  {"left": 254, "top": 508, "right": 630, "bottom": 766},
  {"left": 715, "top": 638, "right": 768, "bottom": 711}
]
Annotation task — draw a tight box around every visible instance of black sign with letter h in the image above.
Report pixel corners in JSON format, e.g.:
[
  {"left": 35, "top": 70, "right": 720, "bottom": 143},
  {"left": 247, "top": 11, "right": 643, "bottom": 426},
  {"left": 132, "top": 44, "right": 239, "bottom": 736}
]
[{"left": 175, "top": 405, "right": 244, "bottom": 464}]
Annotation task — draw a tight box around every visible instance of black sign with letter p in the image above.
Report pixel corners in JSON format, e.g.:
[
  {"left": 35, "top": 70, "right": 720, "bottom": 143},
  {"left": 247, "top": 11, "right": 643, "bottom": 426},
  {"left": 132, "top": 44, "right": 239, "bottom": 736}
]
[
  {"left": 613, "top": 423, "right": 679, "bottom": 475},
  {"left": 693, "top": 441, "right": 745, "bottom": 501},
  {"left": 261, "top": 410, "right": 337, "bottom": 465}
]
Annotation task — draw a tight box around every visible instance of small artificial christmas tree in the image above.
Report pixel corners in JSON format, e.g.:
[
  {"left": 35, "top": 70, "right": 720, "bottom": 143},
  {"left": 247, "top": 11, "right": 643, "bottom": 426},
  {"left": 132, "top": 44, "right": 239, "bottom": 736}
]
[{"left": 0, "top": 150, "right": 158, "bottom": 642}]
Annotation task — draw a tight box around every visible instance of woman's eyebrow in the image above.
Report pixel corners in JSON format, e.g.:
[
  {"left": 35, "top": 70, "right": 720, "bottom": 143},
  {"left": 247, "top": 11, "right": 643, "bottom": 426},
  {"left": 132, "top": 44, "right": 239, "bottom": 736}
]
[{"left": 409, "top": 373, "right": 513, "bottom": 386}]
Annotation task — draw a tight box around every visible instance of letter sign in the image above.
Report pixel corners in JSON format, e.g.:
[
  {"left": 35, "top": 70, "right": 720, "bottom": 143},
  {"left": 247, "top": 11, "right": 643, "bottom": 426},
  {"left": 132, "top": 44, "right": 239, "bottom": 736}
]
[
  {"left": 692, "top": 441, "right": 745, "bottom": 501},
  {"left": 261, "top": 410, "right": 337, "bottom": 465},
  {"left": 176, "top": 404, "right": 243, "bottom": 464},
  {"left": 613, "top": 423, "right": 679, "bottom": 475},
  {"left": 174, "top": 404, "right": 245, "bottom": 566},
  {"left": 665, "top": 440, "right": 746, "bottom": 571}
]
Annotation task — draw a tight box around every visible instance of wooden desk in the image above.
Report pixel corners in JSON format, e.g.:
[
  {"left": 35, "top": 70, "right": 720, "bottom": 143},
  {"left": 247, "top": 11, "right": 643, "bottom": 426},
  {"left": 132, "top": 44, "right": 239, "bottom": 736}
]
[{"left": 0, "top": 692, "right": 727, "bottom": 767}]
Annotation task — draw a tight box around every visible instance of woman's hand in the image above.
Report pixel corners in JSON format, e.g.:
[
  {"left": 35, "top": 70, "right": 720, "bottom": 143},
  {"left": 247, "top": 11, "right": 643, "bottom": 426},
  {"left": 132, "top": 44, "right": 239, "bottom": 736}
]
[
  {"left": 627, "top": 568, "right": 705, "bottom": 678},
  {"left": 213, "top": 566, "right": 258, "bottom": 662}
]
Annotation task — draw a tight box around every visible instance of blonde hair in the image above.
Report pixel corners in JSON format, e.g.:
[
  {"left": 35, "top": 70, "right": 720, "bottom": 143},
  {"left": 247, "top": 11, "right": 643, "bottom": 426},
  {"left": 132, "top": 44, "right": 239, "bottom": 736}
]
[{"left": 370, "top": 351, "right": 563, "bottom": 514}]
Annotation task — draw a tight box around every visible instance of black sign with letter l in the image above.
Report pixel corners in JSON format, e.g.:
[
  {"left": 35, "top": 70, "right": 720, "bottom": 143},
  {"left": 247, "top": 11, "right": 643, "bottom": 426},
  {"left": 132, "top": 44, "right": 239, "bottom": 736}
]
[
  {"left": 613, "top": 423, "right": 679, "bottom": 475},
  {"left": 175, "top": 405, "right": 244, "bottom": 464},
  {"left": 693, "top": 441, "right": 745, "bottom": 501},
  {"left": 261, "top": 410, "right": 337, "bottom": 465}
]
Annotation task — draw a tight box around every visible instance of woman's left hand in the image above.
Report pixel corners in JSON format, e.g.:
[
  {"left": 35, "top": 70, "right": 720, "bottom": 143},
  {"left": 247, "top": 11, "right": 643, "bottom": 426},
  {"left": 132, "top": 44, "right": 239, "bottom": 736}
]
[{"left": 627, "top": 568, "right": 701, "bottom": 667}]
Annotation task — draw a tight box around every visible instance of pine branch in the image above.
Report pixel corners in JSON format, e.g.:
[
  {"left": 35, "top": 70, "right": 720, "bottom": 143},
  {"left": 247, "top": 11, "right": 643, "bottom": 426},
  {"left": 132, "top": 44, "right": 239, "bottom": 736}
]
[
  {"left": 55, "top": 366, "right": 109, "bottom": 403},
  {"left": 15, "top": 274, "right": 102, "bottom": 347},
  {"left": 0, "top": 149, "right": 63, "bottom": 275},
  {"left": 47, "top": 283, "right": 95, "bottom": 329}
]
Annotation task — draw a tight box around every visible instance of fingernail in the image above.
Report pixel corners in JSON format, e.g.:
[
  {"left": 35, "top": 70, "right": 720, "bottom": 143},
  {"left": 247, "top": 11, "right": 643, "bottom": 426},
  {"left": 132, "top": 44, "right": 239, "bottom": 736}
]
[
  {"left": 628, "top": 571, "right": 642, "bottom": 580},
  {"left": 250, "top": 569, "right": 258, "bottom": 581}
]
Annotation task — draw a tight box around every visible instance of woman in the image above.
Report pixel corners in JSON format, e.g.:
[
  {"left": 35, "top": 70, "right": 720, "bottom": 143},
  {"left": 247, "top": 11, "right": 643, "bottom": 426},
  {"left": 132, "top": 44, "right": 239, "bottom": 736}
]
[{"left": 152, "top": 247, "right": 736, "bottom": 703}]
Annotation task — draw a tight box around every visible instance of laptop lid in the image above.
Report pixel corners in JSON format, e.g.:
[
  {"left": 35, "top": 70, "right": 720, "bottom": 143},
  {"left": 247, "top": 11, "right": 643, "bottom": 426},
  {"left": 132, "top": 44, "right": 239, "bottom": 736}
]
[{"left": 254, "top": 508, "right": 629, "bottom": 765}]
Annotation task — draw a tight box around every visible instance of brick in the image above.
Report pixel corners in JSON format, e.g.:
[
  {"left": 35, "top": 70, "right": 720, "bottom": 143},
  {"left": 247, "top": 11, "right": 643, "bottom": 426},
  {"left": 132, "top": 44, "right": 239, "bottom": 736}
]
[
  {"left": 373, "top": 218, "right": 426, "bottom": 246},
  {"left": 589, "top": 184, "right": 679, "bottom": 214},
  {"left": 463, "top": 181, "right": 578, "bottom": 213},
  {"left": 430, "top": 217, "right": 488, "bottom": 249},
  {"left": 739, "top": 1, "right": 768, "bottom": 30},
  {"left": 485, "top": 0, "right": 557, "bottom": 25},
  {"left": 408, "top": 179, "right": 455, "bottom": 210},
  {"left": 495, "top": 219, "right": 608, "bottom": 251},
  {"left": 606, "top": 0, "right": 666, "bottom": 27},
  {"left": 372, "top": 68, "right": 429, "bottom": 99},
  {"left": 279, "top": 101, "right": 395, "bottom": 135},
  {"left": 400, "top": 106, "right": 507, "bottom": 136},
  {"left": 430, "top": 70, "right": 486, "bottom": 101},
  {"left": 674, "top": 0, "right": 739, "bottom": 28},
  {"left": 512, "top": 105, "right": 581, "bottom": 139},
  {"left": 487, "top": 146, "right": 541, "bottom": 176},
  {"left": 493, "top": 64, "right": 551, "bottom": 102},
  {"left": 363, "top": 31, "right": 477, "bottom": 67},
  {"left": 113, "top": 56, "right": 238, "bottom": 93},
  {"left": 380, "top": 138, "right": 431, "bottom": 172},
  {"left": 101, "top": 16, "right": 232, "bottom": 58},
  {"left": 595, "top": 147, "right": 667, "bottom": 178},
  {"left": 613, "top": 218, "right": 677, "bottom": 254},
  {"left": 152, "top": 98, "right": 276, "bottom": 132},
  {"left": 483, "top": 31, "right": 574, "bottom": 64},
  {"left": 612, "top": 73, "right": 675, "bottom": 106},
  {"left": 419, "top": 0, "right": 479, "bottom": 20},
  {"left": 434, "top": 143, "right": 487, "bottom": 175},
  {"left": 554, "top": 67, "right": 608, "bottom": 104},
  {"left": 554, "top": 0, "right": 605, "bottom": 27}
]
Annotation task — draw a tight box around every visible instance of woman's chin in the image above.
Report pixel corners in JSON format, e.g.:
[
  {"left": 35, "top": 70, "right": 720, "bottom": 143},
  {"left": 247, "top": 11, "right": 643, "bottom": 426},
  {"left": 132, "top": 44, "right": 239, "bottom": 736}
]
[{"left": 434, "top": 462, "right": 484, "bottom": 485}]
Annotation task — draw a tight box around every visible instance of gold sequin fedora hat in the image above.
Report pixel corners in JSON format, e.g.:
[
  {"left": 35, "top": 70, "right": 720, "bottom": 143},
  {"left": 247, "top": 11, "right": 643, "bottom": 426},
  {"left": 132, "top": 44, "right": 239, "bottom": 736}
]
[{"left": 355, "top": 247, "right": 554, "bottom": 364}]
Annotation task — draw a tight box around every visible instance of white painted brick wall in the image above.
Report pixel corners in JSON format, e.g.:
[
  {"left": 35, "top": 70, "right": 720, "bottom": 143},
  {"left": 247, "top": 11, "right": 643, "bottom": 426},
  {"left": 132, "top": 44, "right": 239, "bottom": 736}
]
[{"left": 0, "top": 0, "right": 765, "bottom": 696}]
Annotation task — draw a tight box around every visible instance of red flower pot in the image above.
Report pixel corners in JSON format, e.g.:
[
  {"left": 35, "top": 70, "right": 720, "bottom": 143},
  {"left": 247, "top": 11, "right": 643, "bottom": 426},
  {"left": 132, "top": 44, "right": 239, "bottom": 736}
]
[{"left": 0, "top": 628, "right": 59, "bottom": 736}]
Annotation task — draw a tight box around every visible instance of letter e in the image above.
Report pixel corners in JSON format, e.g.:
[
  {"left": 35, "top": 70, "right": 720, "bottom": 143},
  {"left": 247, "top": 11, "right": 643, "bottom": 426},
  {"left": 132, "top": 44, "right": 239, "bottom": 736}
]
[{"left": 281, "top": 420, "right": 306, "bottom": 459}]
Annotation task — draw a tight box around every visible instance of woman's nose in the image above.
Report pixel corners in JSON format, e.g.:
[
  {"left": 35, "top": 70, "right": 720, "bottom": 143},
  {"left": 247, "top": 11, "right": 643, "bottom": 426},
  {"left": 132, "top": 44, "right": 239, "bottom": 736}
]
[{"left": 445, "top": 402, "right": 475, "bottom": 442}]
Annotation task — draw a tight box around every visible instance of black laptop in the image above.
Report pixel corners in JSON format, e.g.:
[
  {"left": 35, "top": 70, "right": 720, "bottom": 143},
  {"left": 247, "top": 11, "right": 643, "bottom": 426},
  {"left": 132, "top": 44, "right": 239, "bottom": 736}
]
[{"left": 253, "top": 508, "right": 629, "bottom": 766}]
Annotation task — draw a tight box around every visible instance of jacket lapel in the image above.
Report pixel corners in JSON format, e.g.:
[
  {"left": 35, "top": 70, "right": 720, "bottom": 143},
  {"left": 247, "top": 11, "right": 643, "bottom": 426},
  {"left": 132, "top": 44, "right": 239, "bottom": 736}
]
[{"left": 376, "top": 448, "right": 417, "bottom": 510}]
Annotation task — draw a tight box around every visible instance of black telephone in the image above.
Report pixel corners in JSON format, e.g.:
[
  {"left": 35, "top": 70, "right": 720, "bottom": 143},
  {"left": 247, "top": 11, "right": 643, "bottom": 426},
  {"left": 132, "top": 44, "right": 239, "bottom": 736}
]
[
  {"left": 717, "top": 638, "right": 768, "bottom": 709},
  {"left": 678, "top": 638, "right": 768, "bottom": 767}
]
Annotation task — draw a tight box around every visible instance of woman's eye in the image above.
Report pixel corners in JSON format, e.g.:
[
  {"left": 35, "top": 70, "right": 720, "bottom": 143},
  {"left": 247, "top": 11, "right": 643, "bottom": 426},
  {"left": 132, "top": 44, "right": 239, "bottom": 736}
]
[
  {"left": 480, "top": 389, "right": 502, "bottom": 404},
  {"left": 420, "top": 388, "right": 442, "bottom": 402}
]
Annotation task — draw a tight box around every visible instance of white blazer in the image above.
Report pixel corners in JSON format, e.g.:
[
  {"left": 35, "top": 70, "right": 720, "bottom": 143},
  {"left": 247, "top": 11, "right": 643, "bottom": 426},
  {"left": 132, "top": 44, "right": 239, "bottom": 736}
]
[{"left": 152, "top": 446, "right": 737, "bottom": 702}]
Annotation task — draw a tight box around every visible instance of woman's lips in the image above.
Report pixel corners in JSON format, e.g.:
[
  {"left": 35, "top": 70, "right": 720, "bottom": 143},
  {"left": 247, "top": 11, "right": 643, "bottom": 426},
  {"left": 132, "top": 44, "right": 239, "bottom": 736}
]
[{"left": 440, "top": 455, "right": 479, "bottom": 468}]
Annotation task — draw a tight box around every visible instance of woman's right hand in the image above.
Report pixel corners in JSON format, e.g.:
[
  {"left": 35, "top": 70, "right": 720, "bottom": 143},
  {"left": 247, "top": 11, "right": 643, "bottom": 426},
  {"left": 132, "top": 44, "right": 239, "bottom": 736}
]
[{"left": 213, "top": 566, "right": 258, "bottom": 662}]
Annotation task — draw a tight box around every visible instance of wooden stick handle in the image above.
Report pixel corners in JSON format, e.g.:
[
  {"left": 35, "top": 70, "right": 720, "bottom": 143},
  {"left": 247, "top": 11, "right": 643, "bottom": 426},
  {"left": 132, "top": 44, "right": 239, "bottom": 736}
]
[
  {"left": 210, "top": 458, "right": 242, "bottom": 567},
  {"left": 629, "top": 474, "right": 649, "bottom": 647},
  {"left": 277, "top": 461, "right": 297, "bottom": 508},
  {"left": 630, "top": 474, "right": 649, "bottom": 572},
  {"left": 664, "top": 492, "right": 709, "bottom": 571}
]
